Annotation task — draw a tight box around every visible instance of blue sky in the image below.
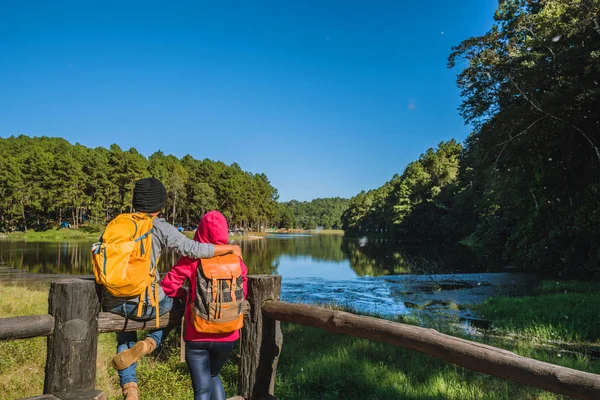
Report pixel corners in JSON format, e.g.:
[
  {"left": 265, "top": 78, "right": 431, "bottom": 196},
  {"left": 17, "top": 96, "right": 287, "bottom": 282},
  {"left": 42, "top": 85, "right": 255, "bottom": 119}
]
[{"left": 0, "top": 1, "right": 497, "bottom": 201}]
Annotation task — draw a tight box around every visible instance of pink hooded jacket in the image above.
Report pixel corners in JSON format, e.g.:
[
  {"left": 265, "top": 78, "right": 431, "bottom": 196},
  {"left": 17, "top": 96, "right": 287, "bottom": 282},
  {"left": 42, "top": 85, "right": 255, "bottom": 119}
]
[{"left": 161, "top": 211, "right": 248, "bottom": 342}]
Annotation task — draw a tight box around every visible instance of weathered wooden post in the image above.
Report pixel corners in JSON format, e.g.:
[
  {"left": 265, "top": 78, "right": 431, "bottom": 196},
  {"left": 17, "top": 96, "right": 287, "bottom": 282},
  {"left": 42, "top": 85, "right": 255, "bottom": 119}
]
[
  {"left": 43, "top": 279, "right": 100, "bottom": 395},
  {"left": 239, "top": 275, "right": 283, "bottom": 400}
]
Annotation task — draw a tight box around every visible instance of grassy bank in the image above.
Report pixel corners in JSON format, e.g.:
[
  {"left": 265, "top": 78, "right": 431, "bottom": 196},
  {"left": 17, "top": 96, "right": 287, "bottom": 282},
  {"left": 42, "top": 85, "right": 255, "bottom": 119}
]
[
  {"left": 475, "top": 280, "right": 600, "bottom": 344},
  {"left": 1, "top": 282, "right": 599, "bottom": 399},
  {"left": 2, "top": 227, "right": 259, "bottom": 243},
  {"left": 275, "top": 228, "right": 344, "bottom": 235},
  {"left": 184, "top": 229, "right": 345, "bottom": 241},
  {"left": 3, "top": 229, "right": 101, "bottom": 242}
]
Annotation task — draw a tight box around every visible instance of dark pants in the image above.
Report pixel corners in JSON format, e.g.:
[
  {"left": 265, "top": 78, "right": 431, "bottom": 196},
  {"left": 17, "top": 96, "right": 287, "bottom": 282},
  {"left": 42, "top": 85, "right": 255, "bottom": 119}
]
[{"left": 185, "top": 341, "right": 235, "bottom": 400}]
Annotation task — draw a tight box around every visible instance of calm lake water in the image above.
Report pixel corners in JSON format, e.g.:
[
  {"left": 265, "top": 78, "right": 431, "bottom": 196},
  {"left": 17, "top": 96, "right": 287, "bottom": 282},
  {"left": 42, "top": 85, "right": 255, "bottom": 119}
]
[{"left": 0, "top": 234, "right": 539, "bottom": 328}]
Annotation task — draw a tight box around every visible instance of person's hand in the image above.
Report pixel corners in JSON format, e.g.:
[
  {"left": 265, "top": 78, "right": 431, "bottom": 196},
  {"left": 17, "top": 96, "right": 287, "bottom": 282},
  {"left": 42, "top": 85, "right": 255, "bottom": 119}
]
[
  {"left": 230, "top": 244, "right": 242, "bottom": 259},
  {"left": 213, "top": 244, "right": 243, "bottom": 258}
]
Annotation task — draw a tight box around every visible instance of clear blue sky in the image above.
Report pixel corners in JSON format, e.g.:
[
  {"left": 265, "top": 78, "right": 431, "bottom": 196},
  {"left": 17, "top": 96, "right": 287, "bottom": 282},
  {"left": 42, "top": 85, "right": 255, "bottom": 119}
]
[{"left": 0, "top": 1, "right": 497, "bottom": 201}]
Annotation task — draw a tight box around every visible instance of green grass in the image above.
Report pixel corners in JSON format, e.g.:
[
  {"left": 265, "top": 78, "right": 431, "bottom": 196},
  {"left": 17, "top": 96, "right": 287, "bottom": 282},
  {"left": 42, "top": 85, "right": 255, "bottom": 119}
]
[
  {"left": 274, "top": 323, "right": 597, "bottom": 400},
  {"left": 0, "top": 282, "right": 120, "bottom": 399},
  {"left": 2, "top": 227, "right": 344, "bottom": 242},
  {"left": 183, "top": 231, "right": 265, "bottom": 241},
  {"left": 475, "top": 280, "right": 600, "bottom": 343},
  {"left": 1, "top": 281, "right": 599, "bottom": 399},
  {"left": 273, "top": 297, "right": 600, "bottom": 400},
  {"left": 273, "top": 228, "right": 345, "bottom": 235},
  {"left": 539, "top": 280, "right": 600, "bottom": 295},
  {"left": 4, "top": 228, "right": 101, "bottom": 242}
]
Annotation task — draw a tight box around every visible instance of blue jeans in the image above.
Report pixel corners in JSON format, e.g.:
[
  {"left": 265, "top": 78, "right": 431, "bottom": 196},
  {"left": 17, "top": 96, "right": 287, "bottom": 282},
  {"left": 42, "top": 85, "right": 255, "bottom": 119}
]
[
  {"left": 109, "top": 296, "right": 175, "bottom": 386},
  {"left": 185, "top": 341, "right": 235, "bottom": 400}
]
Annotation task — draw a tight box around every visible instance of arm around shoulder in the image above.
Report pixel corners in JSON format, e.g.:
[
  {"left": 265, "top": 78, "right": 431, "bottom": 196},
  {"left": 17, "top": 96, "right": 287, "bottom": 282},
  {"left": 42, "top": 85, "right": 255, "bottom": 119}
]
[
  {"left": 155, "top": 219, "right": 215, "bottom": 258},
  {"left": 214, "top": 244, "right": 242, "bottom": 258}
]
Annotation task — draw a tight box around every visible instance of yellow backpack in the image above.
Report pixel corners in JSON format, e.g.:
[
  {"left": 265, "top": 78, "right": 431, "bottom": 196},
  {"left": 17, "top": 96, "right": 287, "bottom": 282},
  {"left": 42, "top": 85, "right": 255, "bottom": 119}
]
[{"left": 92, "top": 213, "right": 161, "bottom": 327}]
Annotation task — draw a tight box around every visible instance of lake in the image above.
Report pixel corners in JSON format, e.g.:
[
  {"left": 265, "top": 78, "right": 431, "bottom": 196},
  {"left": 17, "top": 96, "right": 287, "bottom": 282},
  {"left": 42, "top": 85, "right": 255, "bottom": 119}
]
[{"left": 0, "top": 233, "right": 539, "bottom": 331}]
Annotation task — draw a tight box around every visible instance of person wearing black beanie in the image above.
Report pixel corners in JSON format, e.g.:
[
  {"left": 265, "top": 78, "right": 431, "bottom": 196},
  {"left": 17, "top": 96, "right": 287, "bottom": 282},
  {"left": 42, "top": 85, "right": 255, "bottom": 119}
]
[
  {"left": 132, "top": 177, "right": 168, "bottom": 213},
  {"left": 99, "top": 177, "right": 242, "bottom": 400}
]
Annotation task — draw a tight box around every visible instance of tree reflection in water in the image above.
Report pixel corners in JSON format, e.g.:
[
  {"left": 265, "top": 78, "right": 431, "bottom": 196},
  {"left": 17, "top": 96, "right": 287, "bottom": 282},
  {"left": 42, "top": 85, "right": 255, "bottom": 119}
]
[{"left": 0, "top": 234, "right": 483, "bottom": 279}]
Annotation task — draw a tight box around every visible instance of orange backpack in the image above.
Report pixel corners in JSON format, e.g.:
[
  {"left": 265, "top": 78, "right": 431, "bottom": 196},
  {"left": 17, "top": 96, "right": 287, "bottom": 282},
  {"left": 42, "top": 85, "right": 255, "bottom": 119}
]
[
  {"left": 191, "top": 253, "right": 245, "bottom": 333},
  {"left": 92, "top": 213, "right": 161, "bottom": 327}
]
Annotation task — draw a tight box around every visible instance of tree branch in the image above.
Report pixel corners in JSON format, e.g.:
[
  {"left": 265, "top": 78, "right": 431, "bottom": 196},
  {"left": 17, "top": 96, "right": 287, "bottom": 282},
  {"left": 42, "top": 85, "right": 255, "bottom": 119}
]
[
  {"left": 508, "top": 76, "right": 600, "bottom": 162},
  {"left": 484, "top": 117, "right": 547, "bottom": 165}
]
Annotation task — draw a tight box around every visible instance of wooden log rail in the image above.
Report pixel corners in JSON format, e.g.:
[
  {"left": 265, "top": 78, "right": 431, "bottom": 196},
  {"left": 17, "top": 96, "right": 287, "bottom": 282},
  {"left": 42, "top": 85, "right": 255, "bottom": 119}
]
[
  {"left": 262, "top": 300, "right": 600, "bottom": 400},
  {"left": 2, "top": 276, "right": 600, "bottom": 400},
  {"left": 0, "top": 310, "right": 186, "bottom": 340}
]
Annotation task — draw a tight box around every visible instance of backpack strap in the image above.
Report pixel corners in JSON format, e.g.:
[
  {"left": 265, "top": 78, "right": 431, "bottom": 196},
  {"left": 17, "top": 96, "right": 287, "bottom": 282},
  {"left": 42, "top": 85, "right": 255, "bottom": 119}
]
[
  {"left": 211, "top": 273, "right": 219, "bottom": 302},
  {"left": 135, "top": 228, "right": 153, "bottom": 255},
  {"left": 230, "top": 278, "right": 237, "bottom": 302},
  {"left": 153, "top": 280, "right": 160, "bottom": 328},
  {"left": 135, "top": 281, "right": 160, "bottom": 328},
  {"left": 133, "top": 225, "right": 159, "bottom": 327}
]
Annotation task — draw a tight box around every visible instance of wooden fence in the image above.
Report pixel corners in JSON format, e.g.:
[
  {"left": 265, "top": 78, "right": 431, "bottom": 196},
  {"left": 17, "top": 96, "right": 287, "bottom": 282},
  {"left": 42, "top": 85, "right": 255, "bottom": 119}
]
[{"left": 1, "top": 276, "right": 600, "bottom": 400}]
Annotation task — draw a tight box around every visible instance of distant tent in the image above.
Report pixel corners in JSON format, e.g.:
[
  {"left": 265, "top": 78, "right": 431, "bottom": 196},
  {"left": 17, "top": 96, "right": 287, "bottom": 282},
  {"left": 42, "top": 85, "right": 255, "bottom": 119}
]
[{"left": 59, "top": 221, "right": 72, "bottom": 229}]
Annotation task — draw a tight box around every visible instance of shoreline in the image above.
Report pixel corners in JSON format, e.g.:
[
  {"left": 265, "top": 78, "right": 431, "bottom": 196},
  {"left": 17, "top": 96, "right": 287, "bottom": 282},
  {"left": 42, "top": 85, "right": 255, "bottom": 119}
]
[
  {"left": 0, "top": 227, "right": 344, "bottom": 243},
  {"left": 1, "top": 230, "right": 101, "bottom": 242}
]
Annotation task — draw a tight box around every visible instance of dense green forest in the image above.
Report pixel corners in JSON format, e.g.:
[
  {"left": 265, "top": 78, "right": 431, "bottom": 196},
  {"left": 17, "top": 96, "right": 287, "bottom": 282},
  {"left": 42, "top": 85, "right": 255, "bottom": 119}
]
[
  {"left": 0, "top": 135, "right": 279, "bottom": 232},
  {"left": 0, "top": 135, "right": 349, "bottom": 233},
  {"left": 342, "top": 140, "right": 462, "bottom": 239},
  {"left": 278, "top": 198, "right": 350, "bottom": 229},
  {"left": 343, "top": 0, "right": 600, "bottom": 278}
]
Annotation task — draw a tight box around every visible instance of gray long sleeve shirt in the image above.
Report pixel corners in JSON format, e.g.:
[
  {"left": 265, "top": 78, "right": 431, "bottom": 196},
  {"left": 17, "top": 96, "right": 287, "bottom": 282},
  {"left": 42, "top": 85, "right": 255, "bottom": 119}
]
[{"left": 102, "top": 217, "right": 214, "bottom": 310}]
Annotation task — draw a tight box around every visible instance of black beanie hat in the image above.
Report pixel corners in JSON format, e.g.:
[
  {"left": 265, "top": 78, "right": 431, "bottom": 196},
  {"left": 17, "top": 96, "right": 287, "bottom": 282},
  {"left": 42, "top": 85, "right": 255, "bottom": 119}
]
[{"left": 132, "top": 177, "right": 167, "bottom": 213}]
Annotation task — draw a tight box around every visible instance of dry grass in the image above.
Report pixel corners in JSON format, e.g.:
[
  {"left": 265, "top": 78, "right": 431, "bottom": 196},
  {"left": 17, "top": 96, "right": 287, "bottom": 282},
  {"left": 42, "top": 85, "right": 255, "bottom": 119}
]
[{"left": 0, "top": 282, "right": 119, "bottom": 399}]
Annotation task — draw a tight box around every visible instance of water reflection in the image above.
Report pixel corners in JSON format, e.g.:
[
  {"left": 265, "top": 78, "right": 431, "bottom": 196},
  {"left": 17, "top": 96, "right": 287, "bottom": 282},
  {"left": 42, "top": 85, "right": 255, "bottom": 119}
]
[
  {"left": 0, "top": 234, "right": 350, "bottom": 276},
  {"left": 0, "top": 241, "right": 93, "bottom": 275},
  {"left": 343, "top": 240, "right": 412, "bottom": 276},
  {"left": 0, "top": 234, "right": 537, "bottom": 327},
  {"left": 239, "top": 234, "right": 347, "bottom": 276},
  {"left": 343, "top": 239, "right": 486, "bottom": 277},
  {"left": 277, "top": 256, "right": 356, "bottom": 280},
  {"left": 0, "top": 234, "right": 485, "bottom": 278}
]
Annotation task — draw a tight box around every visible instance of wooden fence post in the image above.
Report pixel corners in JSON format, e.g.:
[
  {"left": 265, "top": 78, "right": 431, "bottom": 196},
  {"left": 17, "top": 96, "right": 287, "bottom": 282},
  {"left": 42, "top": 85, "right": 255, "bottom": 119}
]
[
  {"left": 239, "top": 275, "right": 283, "bottom": 400},
  {"left": 43, "top": 279, "right": 100, "bottom": 394}
]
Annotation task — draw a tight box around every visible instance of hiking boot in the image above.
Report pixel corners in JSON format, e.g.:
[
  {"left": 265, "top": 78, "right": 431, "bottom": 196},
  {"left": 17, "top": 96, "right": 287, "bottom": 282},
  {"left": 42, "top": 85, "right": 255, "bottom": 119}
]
[
  {"left": 122, "top": 382, "right": 138, "bottom": 400},
  {"left": 112, "top": 337, "right": 157, "bottom": 371}
]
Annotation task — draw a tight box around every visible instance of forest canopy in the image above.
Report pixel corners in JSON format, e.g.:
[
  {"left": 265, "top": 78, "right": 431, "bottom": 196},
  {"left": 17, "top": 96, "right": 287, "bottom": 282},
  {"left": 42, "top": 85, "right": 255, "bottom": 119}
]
[
  {"left": 0, "top": 135, "right": 279, "bottom": 232},
  {"left": 278, "top": 197, "right": 350, "bottom": 230}
]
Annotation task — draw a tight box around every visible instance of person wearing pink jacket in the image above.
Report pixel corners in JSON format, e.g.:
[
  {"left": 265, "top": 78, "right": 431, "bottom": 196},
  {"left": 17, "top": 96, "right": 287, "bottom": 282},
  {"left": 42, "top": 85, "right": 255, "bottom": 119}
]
[{"left": 161, "top": 211, "right": 248, "bottom": 400}]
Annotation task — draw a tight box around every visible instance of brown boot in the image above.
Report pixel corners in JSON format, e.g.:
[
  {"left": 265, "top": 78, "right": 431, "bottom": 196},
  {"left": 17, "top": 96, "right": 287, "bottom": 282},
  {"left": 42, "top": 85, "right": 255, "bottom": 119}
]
[
  {"left": 122, "top": 382, "right": 139, "bottom": 400},
  {"left": 112, "top": 337, "right": 157, "bottom": 371}
]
